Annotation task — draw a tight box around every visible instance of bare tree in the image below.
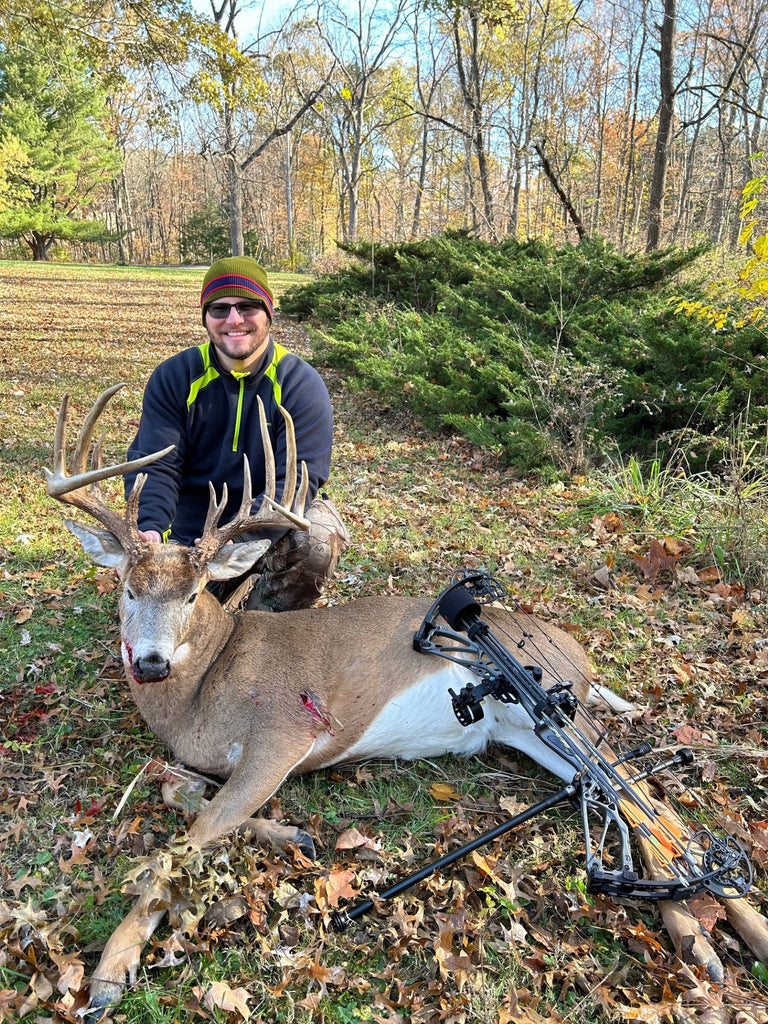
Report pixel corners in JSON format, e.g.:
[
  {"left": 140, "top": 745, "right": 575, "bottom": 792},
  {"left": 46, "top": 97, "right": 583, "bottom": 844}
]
[
  {"left": 449, "top": 1, "right": 498, "bottom": 239},
  {"left": 311, "top": 0, "right": 414, "bottom": 244},
  {"left": 194, "top": 0, "right": 333, "bottom": 255},
  {"left": 646, "top": 0, "right": 677, "bottom": 251},
  {"left": 407, "top": 8, "right": 453, "bottom": 238}
]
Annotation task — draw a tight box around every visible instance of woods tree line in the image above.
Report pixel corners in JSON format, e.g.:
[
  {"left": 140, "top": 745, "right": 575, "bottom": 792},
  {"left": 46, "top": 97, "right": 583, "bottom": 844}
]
[{"left": 0, "top": 0, "right": 767, "bottom": 266}]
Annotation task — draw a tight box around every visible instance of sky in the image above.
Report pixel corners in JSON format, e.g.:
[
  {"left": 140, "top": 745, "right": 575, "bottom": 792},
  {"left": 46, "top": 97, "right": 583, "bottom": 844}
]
[{"left": 190, "top": 0, "right": 306, "bottom": 41}]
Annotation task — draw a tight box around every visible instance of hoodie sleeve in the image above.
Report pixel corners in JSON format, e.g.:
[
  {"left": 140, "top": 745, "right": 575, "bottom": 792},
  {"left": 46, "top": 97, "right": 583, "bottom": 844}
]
[{"left": 125, "top": 361, "right": 189, "bottom": 536}]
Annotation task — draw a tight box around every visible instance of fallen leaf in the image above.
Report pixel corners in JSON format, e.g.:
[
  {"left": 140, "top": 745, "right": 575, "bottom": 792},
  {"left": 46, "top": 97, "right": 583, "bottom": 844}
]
[
  {"left": 322, "top": 868, "right": 357, "bottom": 908},
  {"left": 430, "top": 781, "right": 462, "bottom": 801},
  {"left": 198, "top": 980, "right": 251, "bottom": 1019},
  {"left": 335, "top": 827, "right": 376, "bottom": 850}
]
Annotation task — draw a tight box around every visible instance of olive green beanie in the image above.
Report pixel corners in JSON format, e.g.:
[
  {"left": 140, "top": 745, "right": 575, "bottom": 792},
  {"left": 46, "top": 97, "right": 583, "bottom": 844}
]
[{"left": 200, "top": 256, "right": 274, "bottom": 322}]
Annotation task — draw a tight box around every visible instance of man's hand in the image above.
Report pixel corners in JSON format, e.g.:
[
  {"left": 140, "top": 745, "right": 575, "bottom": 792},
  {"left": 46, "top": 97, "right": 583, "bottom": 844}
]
[{"left": 139, "top": 530, "right": 162, "bottom": 544}]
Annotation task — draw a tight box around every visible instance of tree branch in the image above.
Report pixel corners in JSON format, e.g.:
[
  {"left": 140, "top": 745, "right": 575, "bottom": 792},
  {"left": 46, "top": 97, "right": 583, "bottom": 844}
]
[{"left": 534, "top": 142, "right": 588, "bottom": 241}]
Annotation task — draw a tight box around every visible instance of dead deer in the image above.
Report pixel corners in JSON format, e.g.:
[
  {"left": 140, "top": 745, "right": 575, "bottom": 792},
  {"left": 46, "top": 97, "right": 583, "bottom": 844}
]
[{"left": 45, "top": 385, "right": 768, "bottom": 1010}]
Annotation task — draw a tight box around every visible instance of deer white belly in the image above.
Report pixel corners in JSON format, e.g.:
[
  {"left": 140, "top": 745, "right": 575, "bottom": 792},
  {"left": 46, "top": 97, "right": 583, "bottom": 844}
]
[{"left": 329, "top": 663, "right": 577, "bottom": 782}]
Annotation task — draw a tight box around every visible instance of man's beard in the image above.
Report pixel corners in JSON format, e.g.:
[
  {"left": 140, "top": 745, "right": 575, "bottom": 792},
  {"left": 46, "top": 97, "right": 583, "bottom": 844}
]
[{"left": 208, "top": 325, "right": 269, "bottom": 366}]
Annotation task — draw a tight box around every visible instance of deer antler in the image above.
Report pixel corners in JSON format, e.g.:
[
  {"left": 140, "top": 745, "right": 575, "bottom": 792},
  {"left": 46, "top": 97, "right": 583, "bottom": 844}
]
[
  {"left": 44, "top": 384, "right": 174, "bottom": 550},
  {"left": 194, "top": 396, "right": 311, "bottom": 562}
]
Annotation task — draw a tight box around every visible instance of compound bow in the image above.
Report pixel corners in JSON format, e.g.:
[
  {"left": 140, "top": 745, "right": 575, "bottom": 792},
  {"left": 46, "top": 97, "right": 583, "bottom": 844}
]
[{"left": 332, "top": 570, "right": 752, "bottom": 931}]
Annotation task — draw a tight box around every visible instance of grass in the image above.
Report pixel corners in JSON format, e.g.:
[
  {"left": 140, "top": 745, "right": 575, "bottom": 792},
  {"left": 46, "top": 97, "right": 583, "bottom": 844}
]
[{"left": 2, "top": 261, "right": 768, "bottom": 1022}]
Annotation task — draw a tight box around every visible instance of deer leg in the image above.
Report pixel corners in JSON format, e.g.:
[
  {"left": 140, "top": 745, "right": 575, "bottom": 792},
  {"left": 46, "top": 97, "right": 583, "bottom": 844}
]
[
  {"left": 161, "top": 772, "right": 315, "bottom": 858},
  {"left": 656, "top": 899, "right": 725, "bottom": 984},
  {"left": 723, "top": 896, "right": 768, "bottom": 964},
  {"left": 89, "top": 865, "right": 170, "bottom": 1009},
  {"left": 183, "top": 745, "right": 319, "bottom": 856},
  {"left": 633, "top": 807, "right": 768, "bottom": 984},
  {"left": 657, "top": 882, "right": 768, "bottom": 981},
  {"left": 88, "top": 744, "right": 316, "bottom": 1010}
]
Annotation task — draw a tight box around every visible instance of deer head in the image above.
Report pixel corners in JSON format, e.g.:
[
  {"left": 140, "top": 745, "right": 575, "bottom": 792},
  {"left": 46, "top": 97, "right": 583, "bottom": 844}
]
[{"left": 46, "top": 384, "right": 311, "bottom": 683}]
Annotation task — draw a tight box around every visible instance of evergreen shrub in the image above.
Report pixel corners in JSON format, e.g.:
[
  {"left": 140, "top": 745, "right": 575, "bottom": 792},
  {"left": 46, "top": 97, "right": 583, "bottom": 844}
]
[{"left": 282, "top": 232, "right": 768, "bottom": 473}]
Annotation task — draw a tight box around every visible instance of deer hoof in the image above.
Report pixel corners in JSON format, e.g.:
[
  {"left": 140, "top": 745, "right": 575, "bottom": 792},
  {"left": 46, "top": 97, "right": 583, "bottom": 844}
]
[
  {"left": 87, "top": 978, "right": 125, "bottom": 1011},
  {"left": 295, "top": 829, "right": 316, "bottom": 860}
]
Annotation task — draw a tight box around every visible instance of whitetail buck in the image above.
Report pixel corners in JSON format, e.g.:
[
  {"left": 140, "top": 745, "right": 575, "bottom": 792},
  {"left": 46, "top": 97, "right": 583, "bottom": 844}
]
[{"left": 46, "top": 385, "right": 768, "bottom": 1010}]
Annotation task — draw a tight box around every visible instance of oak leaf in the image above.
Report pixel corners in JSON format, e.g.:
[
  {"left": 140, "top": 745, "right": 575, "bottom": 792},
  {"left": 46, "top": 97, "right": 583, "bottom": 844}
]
[
  {"left": 335, "top": 827, "right": 376, "bottom": 850},
  {"left": 321, "top": 868, "right": 357, "bottom": 908},
  {"left": 198, "top": 980, "right": 251, "bottom": 1019}
]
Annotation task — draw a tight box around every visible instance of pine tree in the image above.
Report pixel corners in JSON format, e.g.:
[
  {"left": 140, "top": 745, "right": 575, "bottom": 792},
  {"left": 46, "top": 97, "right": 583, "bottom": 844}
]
[{"left": 0, "top": 31, "right": 119, "bottom": 260}]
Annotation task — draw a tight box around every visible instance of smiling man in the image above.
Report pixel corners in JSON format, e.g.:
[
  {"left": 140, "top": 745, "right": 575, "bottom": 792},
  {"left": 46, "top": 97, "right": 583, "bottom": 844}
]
[
  {"left": 200, "top": 261, "right": 273, "bottom": 370},
  {"left": 125, "top": 256, "right": 349, "bottom": 611}
]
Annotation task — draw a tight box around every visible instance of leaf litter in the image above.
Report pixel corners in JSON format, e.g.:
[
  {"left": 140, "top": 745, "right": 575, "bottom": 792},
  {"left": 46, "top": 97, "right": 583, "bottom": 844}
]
[{"left": 1, "top": 266, "right": 768, "bottom": 1021}]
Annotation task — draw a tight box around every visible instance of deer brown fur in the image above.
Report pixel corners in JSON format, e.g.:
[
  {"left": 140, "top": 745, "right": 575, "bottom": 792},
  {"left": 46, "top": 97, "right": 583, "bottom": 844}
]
[{"left": 46, "top": 387, "right": 768, "bottom": 1010}]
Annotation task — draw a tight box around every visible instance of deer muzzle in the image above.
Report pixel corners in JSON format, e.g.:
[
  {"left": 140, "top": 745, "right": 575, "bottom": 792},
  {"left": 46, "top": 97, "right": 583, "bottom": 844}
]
[{"left": 131, "top": 652, "right": 172, "bottom": 684}]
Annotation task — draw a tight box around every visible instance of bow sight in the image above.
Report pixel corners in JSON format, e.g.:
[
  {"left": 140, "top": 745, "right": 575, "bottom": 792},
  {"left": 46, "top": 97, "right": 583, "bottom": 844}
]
[{"left": 332, "top": 570, "right": 752, "bottom": 932}]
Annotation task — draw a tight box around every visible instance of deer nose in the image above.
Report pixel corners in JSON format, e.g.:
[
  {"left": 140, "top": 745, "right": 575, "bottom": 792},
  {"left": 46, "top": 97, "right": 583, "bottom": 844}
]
[{"left": 133, "top": 653, "right": 171, "bottom": 683}]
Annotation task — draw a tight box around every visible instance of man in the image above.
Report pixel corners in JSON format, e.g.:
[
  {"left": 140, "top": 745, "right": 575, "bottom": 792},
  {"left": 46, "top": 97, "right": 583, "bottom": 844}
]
[{"left": 126, "top": 256, "right": 348, "bottom": 611}]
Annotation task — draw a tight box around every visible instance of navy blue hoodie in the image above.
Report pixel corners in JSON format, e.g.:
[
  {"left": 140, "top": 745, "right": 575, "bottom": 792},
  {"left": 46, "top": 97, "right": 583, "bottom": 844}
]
[{"left": 126, "top": 338, "right": 333, "bottom": 545}]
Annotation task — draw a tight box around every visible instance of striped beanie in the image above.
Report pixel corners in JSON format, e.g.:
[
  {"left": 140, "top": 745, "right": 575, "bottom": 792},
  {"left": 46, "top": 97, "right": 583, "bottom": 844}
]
[{"left": 200, "top": 257, "right": 274, "bottom": 322}]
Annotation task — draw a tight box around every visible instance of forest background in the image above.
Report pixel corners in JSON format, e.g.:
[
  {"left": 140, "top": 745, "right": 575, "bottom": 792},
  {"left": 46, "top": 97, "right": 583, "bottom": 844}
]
[{"left": 1, "top": 0, "right": 767, "bottom": 266}]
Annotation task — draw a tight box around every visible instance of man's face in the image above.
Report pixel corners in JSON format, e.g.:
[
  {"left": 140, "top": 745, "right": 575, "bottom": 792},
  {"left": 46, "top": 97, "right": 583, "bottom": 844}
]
[{"left": 204, "top": 295, "right": 271, "bottom": 372}]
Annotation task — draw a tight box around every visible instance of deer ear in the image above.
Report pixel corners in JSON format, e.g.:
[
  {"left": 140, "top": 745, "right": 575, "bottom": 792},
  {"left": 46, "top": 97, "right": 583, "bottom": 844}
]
[
  {"left": 207, "top": 539, "right": 272, "bottom": 581},
  {"left": 66, "top": 519, "right": 128, "bottom": 570}
]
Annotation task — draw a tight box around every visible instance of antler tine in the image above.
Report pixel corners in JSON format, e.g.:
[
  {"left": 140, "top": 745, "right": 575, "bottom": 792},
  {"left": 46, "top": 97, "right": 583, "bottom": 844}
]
[
  {"left": 46, "top": 385, "right": 174, "bottom": 498},
  {"left": 259, "top": 397, "right": 277, "bottom": 506},
  {"left": 275, "top": 404, "right": 296, "bottom": 512},
  {"left": 52, "top": 392, "right": 72, "bottom": 480},
  {"left": 125, "top": 473, "right": 149, "bottom": 534},
  {"left": 199, "top": 479, "right": 230, "bottom": 542},
  {"left": 44, "top": 385, "right": 175, "bottom": 548},
  {"left": 293, "top": 456, "right": 310, "bottom": 519},
  {"left": 72, "top": 383, "right": 125, "bottom": 477},
  {"left": 195, "top": 398, "right": 311, "bottom": 561}
]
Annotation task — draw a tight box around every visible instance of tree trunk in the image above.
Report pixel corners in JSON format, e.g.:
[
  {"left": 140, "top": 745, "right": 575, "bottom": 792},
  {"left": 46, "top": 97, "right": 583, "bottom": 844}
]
[
  {"left": 111, "top": 168, "right": 133, "bottom": 264},
  {"left": 618, "top": 8, "right": 647, "bottom": 249},
  {"left": 453, "top": 4, "right": 497, "bottom": 240},
  {"left": 285, "top": 133, "right": 294, "bottom": 267},
  {"left": 30, "top": 231, "right": 53, "bottom": 261},
  {"left": 411, "top": 120, "right": 429, "bottom": 239},
  {"left": 646, "top": 0, "right": 677, "bottom": 252},
  {"left": 225, "top": 100, "right": 244, "bottom": 257}
]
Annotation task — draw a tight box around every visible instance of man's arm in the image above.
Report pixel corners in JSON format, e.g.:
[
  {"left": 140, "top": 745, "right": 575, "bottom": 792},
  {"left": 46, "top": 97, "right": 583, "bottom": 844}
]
[{"left": 125, "top": 365, "right": 188, "bottom": 539}]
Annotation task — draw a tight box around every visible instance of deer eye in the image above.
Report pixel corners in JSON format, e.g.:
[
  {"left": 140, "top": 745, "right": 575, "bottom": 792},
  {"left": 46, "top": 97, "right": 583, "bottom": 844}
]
[
  {"left": 125, "top": 588, "right": 135, "bottom": 601},
  {"left": 187, "top": 593, "right": 197, "bottom": 604}
]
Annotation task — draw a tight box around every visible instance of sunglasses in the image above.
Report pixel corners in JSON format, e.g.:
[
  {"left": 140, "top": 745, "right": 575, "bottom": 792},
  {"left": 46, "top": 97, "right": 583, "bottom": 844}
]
[{"left": 206, "top": 301, "right": 265, "bottom": 319}]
